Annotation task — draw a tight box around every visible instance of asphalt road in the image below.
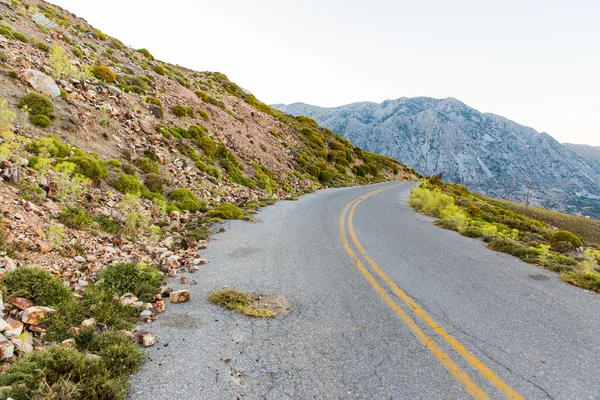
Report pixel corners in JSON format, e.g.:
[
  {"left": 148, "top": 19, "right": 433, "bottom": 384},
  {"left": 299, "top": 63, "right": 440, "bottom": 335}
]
[{"left": 130, "top": 181, "right": 600, "bottom": 399}]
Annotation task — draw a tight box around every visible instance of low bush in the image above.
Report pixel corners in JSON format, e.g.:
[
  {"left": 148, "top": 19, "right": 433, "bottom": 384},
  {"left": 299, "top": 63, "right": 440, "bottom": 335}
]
[
  {"left": 152, "top": 65, "right": 165, "bottom": 75},
  {"left": 18, "top": 92, "right": 55, "bottom": 119},
  {"left": 91, "top": 65, "right": 116, "bottom": 83},
  {"left": 206, "top": 203, "right": 244, "bottom": 220},
  {"left": 561, "top": 270, "right": 600, "bottom": 293},
  {"left": 145, "top": 96, "right": 162, "bottom": 108},
  {"left": 549, "top": 230, "right": 582, "bottom": 253},
  {"left": 198, "top": 110, "right": 209, "bottom": 121},
  {"left": 2, "top": 266, "right": 72, "bottom": 306},
  {"left": 27, "top": 135, "right": 70, "bottom": 158},
  {"left": 0, "top": 344, "right": 137, "bottom": 400},
  {"left": 171, "top": 105, "right": 194, "bottom": 118},
  {"left": 98, "top": 262, "right": 163, "bottom": 303},
  {"left": 169, "top": 188, "right": 205, "bottom": 212},
  {"left": 208, "top": 288, "right": 275, "bottom": 318},
  {"left": 198, "top": 135, "right": 217, "bottom": 157},
  {"left": 29, "top": 113, "right": 51, "bottom": 128},
  {"left": 68, "top": 155, "right": 108, "bottom": 180},
  {"left": 137, "top": 48, "right": 154, "bottom": 60},
  {"left": 144, "top": 173, "right": 165, "bottom": 193},
  {"left": 135, "top": 157, "right": 160, "bottom": 174},
  {"left": 109, "top": 174, "right": 143, "bottom": 195}
]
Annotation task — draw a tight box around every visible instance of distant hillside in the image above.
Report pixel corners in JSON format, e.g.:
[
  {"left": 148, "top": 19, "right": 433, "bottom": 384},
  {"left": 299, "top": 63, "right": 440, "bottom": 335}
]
[
  {"left": 273, "top": 99, "right": 600, "bottom": 218},
  {"left": 563, "top": 143, "right": 600, "bottom": 173}
]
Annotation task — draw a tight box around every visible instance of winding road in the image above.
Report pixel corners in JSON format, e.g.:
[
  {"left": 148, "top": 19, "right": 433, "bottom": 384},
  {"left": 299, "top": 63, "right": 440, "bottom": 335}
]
[{"left": 130, "top": 181, "right": 600, "bottom": 399}]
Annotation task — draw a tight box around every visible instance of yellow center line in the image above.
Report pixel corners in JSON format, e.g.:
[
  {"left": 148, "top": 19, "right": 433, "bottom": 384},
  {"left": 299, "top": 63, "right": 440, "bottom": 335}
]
[{"left": 340, "top": 184, "right": 523, "bottom": 400}]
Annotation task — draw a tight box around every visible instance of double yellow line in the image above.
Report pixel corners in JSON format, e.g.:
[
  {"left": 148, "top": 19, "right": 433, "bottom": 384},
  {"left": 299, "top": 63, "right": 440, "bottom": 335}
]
[{"left": 338, "top": 184, "right": 522, "bottom": 400}]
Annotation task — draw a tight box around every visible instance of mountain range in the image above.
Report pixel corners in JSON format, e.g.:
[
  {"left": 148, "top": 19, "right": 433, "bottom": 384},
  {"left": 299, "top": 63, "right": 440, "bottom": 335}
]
[{"left": 272, "top": 98, "right": 600, "bottom": 218}]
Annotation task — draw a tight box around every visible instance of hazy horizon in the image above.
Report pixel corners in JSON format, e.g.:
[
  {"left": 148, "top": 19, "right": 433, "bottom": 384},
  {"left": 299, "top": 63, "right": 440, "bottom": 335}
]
[{"left": 50, "top": 0, "right": 600, "bottom": 146}]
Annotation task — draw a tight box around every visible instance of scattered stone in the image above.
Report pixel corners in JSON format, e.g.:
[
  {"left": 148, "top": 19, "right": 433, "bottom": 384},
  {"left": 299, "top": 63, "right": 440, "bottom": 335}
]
[
  {"left": 74, "top": 256, "right": 86, "bottom": 263},
  {"left": 38, "top": 241, "right": 52, "bottom": 253},
  {"left": 32, "top": 13, "right": 58, "bottom": 28},
  {"left": 181, "top": 237, "right": 197, "bottom": 250},
  {"left": 79, "top": 318, "right": 96, "bottom": 329},
  {"left": 136, "top": 331, "right": 157, "bottom": 347},
  {"left": 21, "top": 306, "right": 55, "bottom": 325},
  {"left": 60, "top": 338, "right": 76, "bottom": 348},
  {"left": 0, "top": 341, "right": 14, "bottom": 359},
  {"left": 169, "top": 290, "right": 190, "bottom": 303},
  {"left": 139, "top": 310, "right": 152, "bottom": 319},
  {"left": 154, "top": 300, "right": 165, "bottom": 313},
  {"left": 8, "top": 297, "right": 35, "bottom": 311},
  {"left": 4, "top": 319, "right": 23, "bottom": 339},
  {"left": 86, "top": 353, "right": 101, "bottom": 360},
  {"left": 119, "top": 293, "right": 139, "bottom": 307},
  {"left": 180, "top": 277, "right": 188, "bottom": 284},
  {"left": 0, "top": 318, "right": 10, "bottom": 332}
]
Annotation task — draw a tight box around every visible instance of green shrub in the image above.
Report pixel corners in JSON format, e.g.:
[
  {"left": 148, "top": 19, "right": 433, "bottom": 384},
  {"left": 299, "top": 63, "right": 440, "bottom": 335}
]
[
  {"left": 487, "top": 237, "right": 539, "bottom": 261},
  {"left": 169, "top": 188, "right": 205, "bottom": 212},
  {"left": 318, "top": 170, "right": 332, "bottom": 183},
  {"left": 206, "top": 203, "right": 244, "bottom": 220},
  {"left": 549, "top": 230, "right": 582, "bottom": 252},
  {"left": 188, "top": 125, "right": 206, "bottom": 140},
  {"left": 460, "top": 226, "right": 484, "bottom": 238},
  {"left": 110, "top": 174, "right": 143, "bottom": 195},
  {"left": 144, "top": 173, "right": 165, "bottom": 193},
  {"left": 171, "top": 105, "right": 194, "bottom": 118},
  {"left": 145, "top": 96, "right": 162, "bottom": 108},
  {"left": 27, "top": 135, "right": 70, "bottom": 158},
  {"left": 30, "top": 113, "right": 51, "bottom": 128},
  {"left": 58, "top": 206, "right": 94, "bottom": 230},
  {"left": 18, "top": 92, "right": 55, "bottom": 118},
  {"left": 2, "top": 267, "right": 72, "bottom": 307},
  {"left": 91, "top": 65, "right": 116, "bottom": 83},
  {"left": 13, "top": 31, "right": 28, "bottom": 43},
  {"left": 561, "top": 270, "right": 600, "bottom": 293},
  {"left": 99, "top": 262, "right": 162, "bottom": 303},
  {"left": 0, "top": 345, "right": 132, "bottom": 400},
  {"left": 135, "top": 157, "right": 160, "bottom": 174},
  {"left": 199, "top": 135, "right": 217, "bottom": 157},
  {"left": 152, "top": 65, "right": 165, "bottom": 75},
  {"left": 68, "top": 155, "right": 108, "bottom": 180},
  {"left": 137, "top": 48, "right": 154, "bottom": 60},
  {"left": 198, "top": 110, "right": 209, "bottom": 121}
]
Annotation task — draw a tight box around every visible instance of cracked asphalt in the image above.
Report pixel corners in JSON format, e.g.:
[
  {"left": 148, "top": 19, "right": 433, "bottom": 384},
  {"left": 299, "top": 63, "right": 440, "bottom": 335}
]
[{"left": 129, "top": 181, "right": 600, "bottom": 399}]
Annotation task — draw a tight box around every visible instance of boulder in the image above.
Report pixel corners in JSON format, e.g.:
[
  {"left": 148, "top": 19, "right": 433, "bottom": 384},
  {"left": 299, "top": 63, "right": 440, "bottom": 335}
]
[
  {"left": 19, "top": 69, "right": 61, "bottom": 98},
  {"left": 3, "top": 319, "right": 23, "bottom": 339}
]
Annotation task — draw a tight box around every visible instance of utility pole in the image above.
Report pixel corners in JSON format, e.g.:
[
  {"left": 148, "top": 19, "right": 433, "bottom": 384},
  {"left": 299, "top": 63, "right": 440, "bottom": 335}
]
[{"left": 425, "top": 127, "right": 430, "bottom": 176}]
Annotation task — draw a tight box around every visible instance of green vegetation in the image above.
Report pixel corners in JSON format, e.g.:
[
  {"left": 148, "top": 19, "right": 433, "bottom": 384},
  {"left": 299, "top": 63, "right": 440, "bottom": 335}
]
[
  {"left": 169, "top": 188, "right": 206, "bottom": 212},
  {"left": 171, "top": 105, "right": 194, "bottom": 118},
  {"left": 29, "top": 113, "right": 51, "bottom": 128},
  {"left": 198, "top": 109, "right": 209, "bottom": 121},
  {"left": 98, "top": 262, "right": 163, "bottom": 303},
  {"left": 152, "top": 65, "right": 166, "bottom": 75},
  {"left": 145, "top": 96, "right": 162, "bottom": 108},
  {"left": 135, "top": 157, "right": 160, "bottom": 174},
  {"left": 0, "top": 264, "right": 158, "bottom": 399},
  {"left": 18, "top": 92, "right": 55, "bottom": 127},
  {"left": 208, "top": 288, "right": 275, "bottom": 318},
  {"left": 206, "top": 203, "right": 244, "bottom": 220},
  {"left": 409, "top": 178, "right": 600, "bottom": 293},
  {"left": 498, "top": 200, "right": 600, "bottom": 246},
  {"left": 136, "top": 48, "right": 154, "bottom": 60},
  {"left": 91, "top": 65, "right": 116, "bottom": 83},
  {"left": 110, "top": 174, "right": 143, "bottom": 195}
]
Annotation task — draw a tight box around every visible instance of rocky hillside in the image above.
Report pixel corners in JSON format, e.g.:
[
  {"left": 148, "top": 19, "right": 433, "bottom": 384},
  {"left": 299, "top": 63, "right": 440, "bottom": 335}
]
[
  {"left": 273, "top": 99, "right": 600, "bottom": 218},
  {"left": 0, "top": 0, "right": 416, "bottom": 397},
  {"left": 564, "top": 143, "right": 600, "bottom": 174}
]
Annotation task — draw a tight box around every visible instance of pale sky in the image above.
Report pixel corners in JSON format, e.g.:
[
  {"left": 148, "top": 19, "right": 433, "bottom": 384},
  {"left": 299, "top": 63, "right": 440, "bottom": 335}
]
[{"left": 51, "top": 0, "right": 600, "bottom": 146}]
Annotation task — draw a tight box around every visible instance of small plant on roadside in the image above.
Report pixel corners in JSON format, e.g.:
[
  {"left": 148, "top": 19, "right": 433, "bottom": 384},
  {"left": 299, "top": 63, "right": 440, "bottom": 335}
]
[
  {"left": 208, "top": 288, "right": 275, "bottom": 318},
  {"left": 206, "top": 203, "right": 244, "bottom": 220}
]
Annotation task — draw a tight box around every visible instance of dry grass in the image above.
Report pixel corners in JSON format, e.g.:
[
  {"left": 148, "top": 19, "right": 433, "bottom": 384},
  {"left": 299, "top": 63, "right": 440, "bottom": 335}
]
[
  {"left": 208, "top": 288, "right": 276, "bottom": 319},
  {"left": 497, "top": 200, "right": 600, "bottom": 246}
]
